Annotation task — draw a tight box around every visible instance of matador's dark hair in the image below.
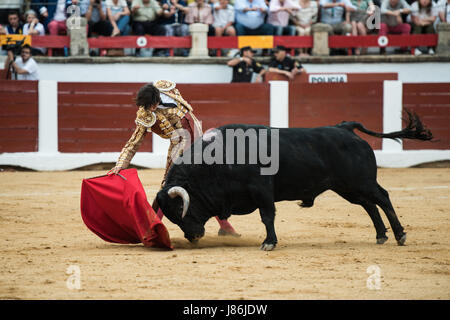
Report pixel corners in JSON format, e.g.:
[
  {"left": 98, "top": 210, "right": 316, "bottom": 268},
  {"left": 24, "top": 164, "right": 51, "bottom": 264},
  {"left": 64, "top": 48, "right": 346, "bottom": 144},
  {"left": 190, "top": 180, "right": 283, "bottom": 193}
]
[{"left": 134, "top": 83, "right": 161, "bottom": 110}]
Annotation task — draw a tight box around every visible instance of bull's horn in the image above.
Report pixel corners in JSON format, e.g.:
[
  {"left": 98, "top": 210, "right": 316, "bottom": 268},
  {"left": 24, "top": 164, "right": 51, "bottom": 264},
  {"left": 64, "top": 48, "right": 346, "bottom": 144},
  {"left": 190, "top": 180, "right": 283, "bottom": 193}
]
[{"left": 167, "top": 186, "right": 190, "bottom": 219}]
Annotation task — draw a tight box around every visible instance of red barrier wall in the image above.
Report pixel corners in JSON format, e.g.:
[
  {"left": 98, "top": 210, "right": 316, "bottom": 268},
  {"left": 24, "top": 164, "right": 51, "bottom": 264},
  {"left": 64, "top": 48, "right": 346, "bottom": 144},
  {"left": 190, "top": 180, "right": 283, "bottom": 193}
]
[
  {"left": 0, "top": 80, "right": 38, "bottom": 152},
  {"left": 177, "top": 83, "right": 271, "bottom": 131},
  {"left": 403, "top": 83, "right": 450, "bottom": 150},
  {"left": 57, "top": 83, "right": 270, "bottom": 152},
  {"left": 289, "top": 82, "right": 384, "bottom": 150},
  {"left": 58, "top": 82, "right": 152, "bottom": 153}
]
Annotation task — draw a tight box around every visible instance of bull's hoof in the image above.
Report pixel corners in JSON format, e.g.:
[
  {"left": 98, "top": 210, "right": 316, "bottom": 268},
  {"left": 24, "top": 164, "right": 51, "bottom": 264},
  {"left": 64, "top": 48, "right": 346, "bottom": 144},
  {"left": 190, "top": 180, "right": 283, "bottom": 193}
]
[
  {"left": 397, "top": 233, "right": 407, "bottom": 246},
  {"left": 376, "top": 236, "right": 388, "bottom": 245},
  {"left": 260, "top": 243, "right": 276, "bottom": 251},
  {"left": 218, "top": 228, "right": 241, "bottom": 237}
]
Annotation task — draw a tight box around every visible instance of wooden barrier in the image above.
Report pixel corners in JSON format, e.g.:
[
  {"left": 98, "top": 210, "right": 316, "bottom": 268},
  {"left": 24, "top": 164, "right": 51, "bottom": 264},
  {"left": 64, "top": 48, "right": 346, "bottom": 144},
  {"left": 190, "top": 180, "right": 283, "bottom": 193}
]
[
  {"left": 265, "top": 72, "right": 398, "bottom": 83},
  {"left": 329, "top": 34, "right": 438, "bottom": 55},
  {"left": 57, "top": 83, "right": 270, "bottom": 153},
  {"left": 10, "top": 34, "right": 439, "bottom": 57},
  {"left": 177, "top": 83, "right": 271, "bottom": 130},
  {"left": 289, "top": 82, "right": 384, "bottom": 150},
  {"left": 403, "top": 83, "right": 450, "bottom": 150},
  {"left": 0, "top": 80, "right": 39, "bottom": 152},
  {"left": 57, "top": 82, "right": 151, "bottom": 153}
]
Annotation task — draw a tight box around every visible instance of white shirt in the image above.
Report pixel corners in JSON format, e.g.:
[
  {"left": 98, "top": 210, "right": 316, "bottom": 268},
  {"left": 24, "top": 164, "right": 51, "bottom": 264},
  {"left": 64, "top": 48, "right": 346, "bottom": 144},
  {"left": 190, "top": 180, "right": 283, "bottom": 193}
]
[
  {"left": 14, "top": 57, "right": 39, "bottom": 80},
  {"left": 53, "top": 0, "right": 67, "bottom": 21},
  {"left": 212, "top": 4, "right": 235, "bottom": 28},
  {"left": 23, "top": 22, "right": 45, "bottom": 35},
  {"left": 411, "top": 1, "right": 438, "bottom": 20}
]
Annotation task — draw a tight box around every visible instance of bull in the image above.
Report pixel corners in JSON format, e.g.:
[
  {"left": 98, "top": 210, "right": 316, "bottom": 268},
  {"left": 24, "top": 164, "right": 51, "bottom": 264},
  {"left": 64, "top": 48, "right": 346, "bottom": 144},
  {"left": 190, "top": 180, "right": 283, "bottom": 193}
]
[{"left": 156, "top": 111, "right": 433, "bottom": 250}]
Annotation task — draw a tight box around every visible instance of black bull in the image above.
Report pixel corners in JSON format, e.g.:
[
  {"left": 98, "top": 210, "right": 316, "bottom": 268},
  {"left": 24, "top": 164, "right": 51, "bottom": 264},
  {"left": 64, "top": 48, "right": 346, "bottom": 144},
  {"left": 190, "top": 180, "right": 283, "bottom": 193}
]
[{"left": 156, "top": 111, "right": 433, "bottom": 250}]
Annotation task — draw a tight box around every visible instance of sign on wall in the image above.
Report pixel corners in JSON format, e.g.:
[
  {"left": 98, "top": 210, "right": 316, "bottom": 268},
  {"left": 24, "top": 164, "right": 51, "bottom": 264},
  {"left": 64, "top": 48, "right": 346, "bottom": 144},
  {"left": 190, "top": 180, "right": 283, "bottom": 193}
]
[{"left": 308, "top": 74, "right": 348, "bottom": 83}]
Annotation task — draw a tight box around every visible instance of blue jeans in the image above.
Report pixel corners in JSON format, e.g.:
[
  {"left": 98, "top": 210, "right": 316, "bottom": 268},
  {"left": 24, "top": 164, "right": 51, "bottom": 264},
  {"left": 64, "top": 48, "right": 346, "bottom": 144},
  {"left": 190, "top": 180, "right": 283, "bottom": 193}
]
[
  {"left": 116, "top": 15, "right": 130, "bottom": 35},
  {"left": 235, "top": 22, "right": 274, "bottom": 36},
  {"left": 273, "top": 25, "right": 296, "bottom": 36}
]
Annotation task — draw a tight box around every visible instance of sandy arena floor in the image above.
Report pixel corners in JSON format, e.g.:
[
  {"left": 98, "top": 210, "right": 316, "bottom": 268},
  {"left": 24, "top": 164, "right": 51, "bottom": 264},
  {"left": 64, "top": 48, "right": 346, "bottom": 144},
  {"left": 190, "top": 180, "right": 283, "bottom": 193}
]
[{"left": 0, "top": 168, "right": 449, "bottom": 300}]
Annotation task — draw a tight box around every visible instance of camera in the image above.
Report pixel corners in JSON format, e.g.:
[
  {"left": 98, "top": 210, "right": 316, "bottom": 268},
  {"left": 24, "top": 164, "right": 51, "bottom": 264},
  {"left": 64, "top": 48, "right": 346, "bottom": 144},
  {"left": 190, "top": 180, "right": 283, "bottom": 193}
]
[{"left": 3, "top": 37, "right": 26, "bottom": 57}]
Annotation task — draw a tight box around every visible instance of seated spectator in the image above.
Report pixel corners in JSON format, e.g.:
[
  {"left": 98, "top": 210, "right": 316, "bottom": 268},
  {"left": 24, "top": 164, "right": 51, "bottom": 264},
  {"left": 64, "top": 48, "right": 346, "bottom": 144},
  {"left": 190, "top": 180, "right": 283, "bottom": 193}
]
[
  {"left": 227, "top": 46, "right": 266, "bottom": 82},
  {"left": 320, "top": 0, "right": 356, "bottom": 35},
  {"left": 159, "top": 0, "right": 189, "bottom": 56},
  {"left": 0, "top": 11, "right": 23, "bottom": 35},
  {"left": 86, "top": 0, "right": 113, "bottom": 36},
  {"left": 131, "top": 0, "right": 165, "bottom": 36},
  {"left": 30, "top": 0, "right": 57, "bottom": 32},
  {"left": 291, "top": 0, "right": 318, "bottom": 37},
  {"left": 160, "top": 0, "right": 189, "bottom": 37},
  {"left": 213, "top": 0, "right": 236, "bottom": 36},
  {"left": 23, "top": 10, "right": 46, "bottom": 55},
  {"left": 183, "top": 0, "right": 215, "bottom": 36},
  {"left": 107, "top": 0, "right": 131, "bottom": 36},
  {"left": 0, "top": 1, "right": 23, "bottom": 27},
  {"left": 268, "top": 45, "right": 305, "bottom": 80},
  {"left": 268, "top": 0, "right": 299, "bottom": 36},
  {"left": 4, "top": 44, "right": 40, "bottom": 80},
  {"left": 380, "top": 0, "right": 412, "bottom": 53},
  {"left": 411, "top": 0, "right": 438, "bottom": 55},
  {"left": 347, "top": 0, "right": 376, "bottom": 55},
  {"left": 234, "top": 0, "right": 274, "bottom": 35},
  {"left": 48, "top": 0, "right": 84, "bottom": 36},
  {"left": 438, "top": 0, "right": 450, "bottom": 22}
]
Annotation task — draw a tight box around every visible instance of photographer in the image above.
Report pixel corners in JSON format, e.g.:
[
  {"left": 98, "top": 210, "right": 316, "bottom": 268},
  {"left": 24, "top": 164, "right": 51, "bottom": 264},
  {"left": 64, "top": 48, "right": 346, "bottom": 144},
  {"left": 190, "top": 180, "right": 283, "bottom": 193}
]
[{"left": 4, "top": 44, "right": 40, "bottom": 80}]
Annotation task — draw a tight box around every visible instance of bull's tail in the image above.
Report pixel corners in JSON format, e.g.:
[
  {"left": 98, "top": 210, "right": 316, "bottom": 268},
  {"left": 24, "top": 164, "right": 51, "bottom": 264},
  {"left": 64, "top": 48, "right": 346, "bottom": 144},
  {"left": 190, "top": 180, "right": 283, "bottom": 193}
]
[{"left": 337, "top": 109, "right": 433, "bottom": 143}]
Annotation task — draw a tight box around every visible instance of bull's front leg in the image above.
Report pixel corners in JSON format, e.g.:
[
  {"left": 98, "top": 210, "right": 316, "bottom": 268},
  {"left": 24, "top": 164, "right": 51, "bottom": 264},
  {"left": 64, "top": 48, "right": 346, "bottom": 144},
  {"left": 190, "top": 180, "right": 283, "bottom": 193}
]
[{"left": 259, "top": 204, "right": 277, "bottom": 251}]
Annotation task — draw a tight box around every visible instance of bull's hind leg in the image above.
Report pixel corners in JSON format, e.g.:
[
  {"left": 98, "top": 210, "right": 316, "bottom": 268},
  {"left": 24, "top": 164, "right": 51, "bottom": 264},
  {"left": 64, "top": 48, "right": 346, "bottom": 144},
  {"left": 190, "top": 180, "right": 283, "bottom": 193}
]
[
  {"left": 361, "top": 202, "right": 389, "bottom": 244},
  {"left": 259, "top": 203, "right": 277, "bottom": 251},
  {"left": 334, "top": 190, "right": 388, "bottom": 244},
  {"left": 372, "top": 185, "right": 407, "bottom": 246}
]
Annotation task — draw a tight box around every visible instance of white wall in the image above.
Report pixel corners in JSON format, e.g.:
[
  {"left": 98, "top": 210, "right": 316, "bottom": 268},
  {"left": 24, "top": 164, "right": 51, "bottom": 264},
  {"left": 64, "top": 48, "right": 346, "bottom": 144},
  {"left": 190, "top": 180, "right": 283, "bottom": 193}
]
[{"left": 2, "top": 59, "right": 449, "bottom": 83}]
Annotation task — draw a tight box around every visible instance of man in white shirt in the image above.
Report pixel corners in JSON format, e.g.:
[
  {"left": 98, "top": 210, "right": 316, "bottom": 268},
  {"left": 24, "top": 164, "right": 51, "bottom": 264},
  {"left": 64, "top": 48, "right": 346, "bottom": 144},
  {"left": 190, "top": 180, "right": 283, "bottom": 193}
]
[{"left": 4, "top": 45, "right": 40, "bottom": 80}]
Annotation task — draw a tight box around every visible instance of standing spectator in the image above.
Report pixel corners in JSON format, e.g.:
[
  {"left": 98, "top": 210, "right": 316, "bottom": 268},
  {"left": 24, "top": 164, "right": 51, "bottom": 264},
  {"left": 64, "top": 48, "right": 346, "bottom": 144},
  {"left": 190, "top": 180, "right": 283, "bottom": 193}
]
[
  {"left": 213, "top": 0, "right": 236, "bottom": 36},
  {"left": 0, "top": 11, "right": 23, "bottom": 35},
  {"left": 438, "top": 0, "right": 450, "bottom": 22},
  {"left": 319, "top": 0, "right": 356, "bottom": 35},
  {"left": 23, "top": 10, "right": 46, "bottom": 55},
  {"left": 86, "top": 0, "right": 113, "bottom": 36},
  {"left": 291, "top": 0, "right": 318, "bottom": 37},
  {"left": 411, "top": 0, "right": 438, "bottom": 55},
  {"left": 183, "top": 0, "right": 215, "bottom": 35},
  {"left": 131, "top": 0, "right": 165, "bottom": 36},
  {"left": 234, "top": 0, "right": 274, "bottom": 35},
  {"left": 268, "top": 0, "right": 300, "bottom": 36},
  {"left": 4, "top": 44, "right": 40, "bottom": 80},
  {"left": 107, "top": 0, "right": 131, "bottom": 36},
  {"left": 268, "top": 45, "right": 305, "bottom": 80},
  {"left": 347, "top": 0, "right": 376, "bottom": 55},
  {"left": 380, "top": 0, "right": 412, "bottom": 53},
  {"left": 227, "top": 46, "right": 266, "bottom": 82}
]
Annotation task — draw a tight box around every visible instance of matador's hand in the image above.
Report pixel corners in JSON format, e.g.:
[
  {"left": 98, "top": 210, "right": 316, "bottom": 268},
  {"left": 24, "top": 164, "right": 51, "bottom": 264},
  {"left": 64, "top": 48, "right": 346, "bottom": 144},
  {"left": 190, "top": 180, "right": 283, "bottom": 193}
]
[{"left": 108, "top": 166, "right": 122, "bottom": 175}]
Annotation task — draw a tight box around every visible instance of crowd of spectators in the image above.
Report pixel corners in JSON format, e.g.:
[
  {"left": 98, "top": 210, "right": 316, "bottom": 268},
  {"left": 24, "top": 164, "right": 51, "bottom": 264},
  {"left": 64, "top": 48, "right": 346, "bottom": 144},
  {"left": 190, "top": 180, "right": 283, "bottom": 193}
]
[{"left": 0, "top": 0, "right": 449, "bottom": 56}]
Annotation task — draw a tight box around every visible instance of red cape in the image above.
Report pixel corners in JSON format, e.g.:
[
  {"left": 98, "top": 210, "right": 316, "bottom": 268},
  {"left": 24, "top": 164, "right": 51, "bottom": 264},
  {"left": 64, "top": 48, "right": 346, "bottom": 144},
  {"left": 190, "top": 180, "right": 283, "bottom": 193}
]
[{"left": 80, "top": 169, "right": 172, "bottom": 249}]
